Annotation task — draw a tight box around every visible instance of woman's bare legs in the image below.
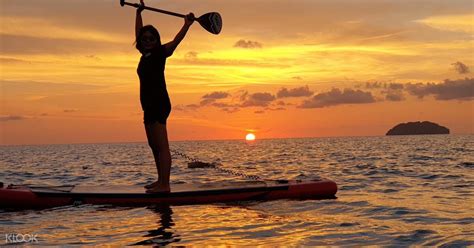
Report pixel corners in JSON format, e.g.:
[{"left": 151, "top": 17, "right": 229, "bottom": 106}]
[{"left": 144, "top": 122, "right": 171, "bottom": 193}]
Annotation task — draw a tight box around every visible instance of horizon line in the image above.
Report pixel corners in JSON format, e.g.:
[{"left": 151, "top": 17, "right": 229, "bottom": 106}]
[{"left": 1, "top": 133, "right": 472, "bottom": 147}]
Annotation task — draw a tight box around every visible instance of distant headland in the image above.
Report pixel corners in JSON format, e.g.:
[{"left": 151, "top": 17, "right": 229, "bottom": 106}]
[{"left": 386, "top": 121, "right": 450, "bottom": 136}]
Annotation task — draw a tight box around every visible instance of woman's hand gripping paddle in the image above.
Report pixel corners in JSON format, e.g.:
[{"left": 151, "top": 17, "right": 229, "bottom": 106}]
[{"left": 120, "top": 0, "right": 222, "bottom": 35}]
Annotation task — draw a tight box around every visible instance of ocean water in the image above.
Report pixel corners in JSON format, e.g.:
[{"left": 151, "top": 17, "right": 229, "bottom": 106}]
[{"left": 0, "top": 135, "right": 473, "bottom": 246}]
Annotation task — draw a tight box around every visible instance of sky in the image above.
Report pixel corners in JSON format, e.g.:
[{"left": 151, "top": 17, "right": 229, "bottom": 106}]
[{"left": 1, "top": 0, "right": 473, "bottom": 145}]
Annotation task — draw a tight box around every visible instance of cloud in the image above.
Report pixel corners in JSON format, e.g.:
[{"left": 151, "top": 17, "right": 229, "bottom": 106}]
[
  {"left": 187, "top": 90, "right": 279, "bottom": 112},
  {"left": 275, "top": 100, "right": 292, "bottom": 106},
  {"left": 1, "top": 34, "right": 125, "bottom": 55},
  {"left": 1, "top": 16, "right": 127, "bottom": 43},
  {"left": 209, "top": 102, "right": 242, "bottom": 113},
  {"left": 193, "top": 90, "right": 289, "bottom": 112},
  {"left": 200, "top": 91, "right": 230, "bottom": 106},
  {"left": 276, "top": 85, "right": 313, "bottom": 98},
  {"left": 199, "top": 99, "right": 219, "bottom": 105},
  {"left": 180, "top": 78, "right": 473, "bottom": 114},
  {"left": 85, "top": 55, "right": 101, "bottom": 61},
  {"left": 238, "top": 91, "right": 249, "bottom": 102},
  {"left": 385, "top": 92, "right": 405, "bottom": 101},
  {"left": 0, "top": 57, "right": 31, "bottom": 64},
  {"left": 418, "top": 14, "right": 474, "bottom": 34},
  {"left": 299, "top": 88, "right": 376, "bottom": 108},
  {"left": 202, "top": 91, "right": 230, "bottom": 100},
  {"left": 452, "top": 61, "right": 470, "bottom": 74},
  {"left": 265, "top": 107, "right": 286, "bottom": 111},
  {"left": 241, "top": 92, "right": 276, "bottom": 107},
  {"left": 222, "top": 107, "right": 240, "bottom": 113},
  {"left": 1, "top": 80, "right": 104, "bottom": 96},
  {"left": 366, "top": 82, "right": 384, "bottom": 89},
  {"left": 173, "top": 105, "right": 186, "bottom": 111},
  {"left": 211, "top": 102, "right": 238, "bottom": 108},
  {"left": 0, "top": 115, "right": 25, "bottom": 122},
  {"left": 365, "top": 82, "right": 404, "bottom": 90},
  {"left": 234, "top": 39, "right": 263, "bottom": 49},
  {"left": 406, "top": 78, "right": 474, "bottom": 100},
  {"left": 185, "top": 51, "right": 198, "bottom": 60},
  {"left": 370, "top": 82, "right": 405, "bottom": 101},
  {"left": 186, "top": 104, "right": 200, "bottom": 109},
  {"left": 388, "top": 83, "right": 404, "bottom": 90}
]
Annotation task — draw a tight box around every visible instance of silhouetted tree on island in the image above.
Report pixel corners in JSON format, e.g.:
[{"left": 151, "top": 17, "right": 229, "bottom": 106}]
[{"left": 386, "top": 121, "right": 450, "bottom": 135}]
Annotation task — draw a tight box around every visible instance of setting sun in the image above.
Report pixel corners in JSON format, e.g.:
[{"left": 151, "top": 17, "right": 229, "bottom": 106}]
[{"left": 245, "top": 133, "right": 256, "bottom": 141}]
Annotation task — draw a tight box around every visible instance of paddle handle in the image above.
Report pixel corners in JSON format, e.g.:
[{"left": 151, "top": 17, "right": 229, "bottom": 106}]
[{"left": 122, "top": 1, "right": 196, "bottom": 20}]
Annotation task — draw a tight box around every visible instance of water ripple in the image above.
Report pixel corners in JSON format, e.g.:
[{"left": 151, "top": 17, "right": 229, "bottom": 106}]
[{"left": 0, "top": 135, "right": 473, "bottom": 246}]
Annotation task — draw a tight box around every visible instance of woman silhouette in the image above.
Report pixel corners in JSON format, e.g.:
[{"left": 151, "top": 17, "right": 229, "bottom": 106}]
[{"left": 135, "top": 0, "right": 194, "bottom": 193}]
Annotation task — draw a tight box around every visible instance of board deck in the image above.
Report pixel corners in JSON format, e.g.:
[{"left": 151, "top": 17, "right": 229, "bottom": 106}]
[
  {"left": 30, "top": 181, "right": 272, "bottom": 194},
  {"left": 1, "top": 179, "right": 338, "bottom": 209}
]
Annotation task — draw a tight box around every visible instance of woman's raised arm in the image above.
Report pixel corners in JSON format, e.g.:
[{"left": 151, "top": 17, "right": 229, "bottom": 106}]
[
  {"left": 135, "top": 0, "right": 145, "bottom": 38},
  {"left": 164, "top": 13, "right": 194, "bottom": 57}
]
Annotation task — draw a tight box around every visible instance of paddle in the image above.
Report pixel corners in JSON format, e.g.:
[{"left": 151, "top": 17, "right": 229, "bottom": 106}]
[{"left": 120, "top": 0, "right": 222, "bottom": 35}]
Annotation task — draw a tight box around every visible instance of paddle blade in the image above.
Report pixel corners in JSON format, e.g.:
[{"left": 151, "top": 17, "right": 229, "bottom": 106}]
[{"left": 197, "top": 12, "right": 222, "bottom": 35}]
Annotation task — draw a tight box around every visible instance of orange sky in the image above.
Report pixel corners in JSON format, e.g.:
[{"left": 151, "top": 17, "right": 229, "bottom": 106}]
[{"left": 1, "top": 0, "right": 473, "bottom": 145}]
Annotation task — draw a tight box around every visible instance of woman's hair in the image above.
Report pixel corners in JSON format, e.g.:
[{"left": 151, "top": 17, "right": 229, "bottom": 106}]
[{"left": 135, "top": 25, "right": 162, "bottom": 54}]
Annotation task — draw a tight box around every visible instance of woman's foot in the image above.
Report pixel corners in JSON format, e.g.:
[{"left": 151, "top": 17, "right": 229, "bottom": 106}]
[
  {"left": 144, "top": 180, "right": 160, "bottom": 189},
  {"left": 146, "top": 184, "right": 170, "bottom": 194}
]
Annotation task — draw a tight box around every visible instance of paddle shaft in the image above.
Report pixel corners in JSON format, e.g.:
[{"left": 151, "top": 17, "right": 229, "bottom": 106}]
[
  {"left": 122, "top": 1, "right": 195, "bottom": 20},
  {"left": 120, "top": 0, "right": 222, "bottom": 35}
]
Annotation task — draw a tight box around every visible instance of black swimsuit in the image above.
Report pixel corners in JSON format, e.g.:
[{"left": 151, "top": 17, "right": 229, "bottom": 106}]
[{"left": 137, "top": 45, "right": 171, "bottom": 125}]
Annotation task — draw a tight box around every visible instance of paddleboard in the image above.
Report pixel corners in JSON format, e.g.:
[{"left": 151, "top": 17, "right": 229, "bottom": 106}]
[{"left": 0, "top": 179, "right": 337, "bottom": 209}]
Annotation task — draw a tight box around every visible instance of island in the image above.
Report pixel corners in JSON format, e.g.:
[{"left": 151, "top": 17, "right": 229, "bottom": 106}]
[{"left": 386, "top": 121, "right": 450, "bottom": 135}]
